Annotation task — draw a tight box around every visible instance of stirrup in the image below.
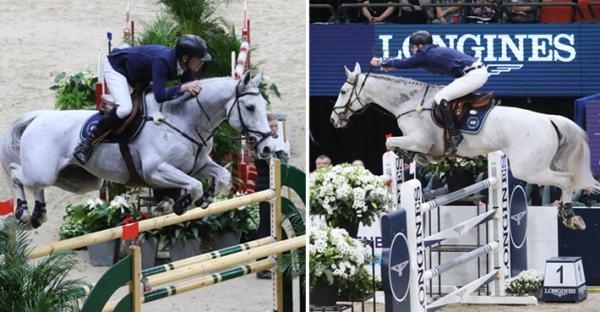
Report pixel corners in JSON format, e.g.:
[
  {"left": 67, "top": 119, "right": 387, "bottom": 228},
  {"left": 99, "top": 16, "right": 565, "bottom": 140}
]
[
  {"left": 73, "top": 141, "right": 93, "bottom": 165},
  {"left": 444, "top": 134, "right": 463, "bottom": 156}
]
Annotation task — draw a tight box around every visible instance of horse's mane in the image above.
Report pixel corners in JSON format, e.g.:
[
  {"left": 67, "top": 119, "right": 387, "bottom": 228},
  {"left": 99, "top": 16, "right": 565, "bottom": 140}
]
[{"left": 367, "top": 73, "right": 439, "bottom": 88}]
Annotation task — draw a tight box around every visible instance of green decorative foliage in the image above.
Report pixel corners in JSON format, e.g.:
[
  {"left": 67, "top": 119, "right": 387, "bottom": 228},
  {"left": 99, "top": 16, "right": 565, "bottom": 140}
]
[
  {"left": 50, "top": 70, "right": 97, "bottom": 110},
  {"left": 0, "top": 218, "right": 90, "bottom": 312},
  {"left": 422, "top": 155, "right": 488, "bottom": 176}
]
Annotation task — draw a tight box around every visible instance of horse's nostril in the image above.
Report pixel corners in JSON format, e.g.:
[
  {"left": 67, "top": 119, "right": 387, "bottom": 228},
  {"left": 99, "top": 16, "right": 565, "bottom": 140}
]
[{"left": 263, "top": 146, "right": 272, "bottom": 155}]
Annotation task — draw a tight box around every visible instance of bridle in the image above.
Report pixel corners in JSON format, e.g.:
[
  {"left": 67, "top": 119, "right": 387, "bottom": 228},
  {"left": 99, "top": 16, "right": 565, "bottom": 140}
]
[
  {"left": 226, "top": 82, "right": 272, "bottom": 150},
  {"left": 153, "top": 80, "right": 271, "bottom": 173},
  {"left": 332, "top": 66, "right": 374, "bottom": 125}
]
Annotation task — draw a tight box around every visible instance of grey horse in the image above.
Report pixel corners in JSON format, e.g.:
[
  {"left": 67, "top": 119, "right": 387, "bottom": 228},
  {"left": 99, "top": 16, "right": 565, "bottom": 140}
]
[{"left": 0, "top": 72, "right": 274, "bottom": 228}]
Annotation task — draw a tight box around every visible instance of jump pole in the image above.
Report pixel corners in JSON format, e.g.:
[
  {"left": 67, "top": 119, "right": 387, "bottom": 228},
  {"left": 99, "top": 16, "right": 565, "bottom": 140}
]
[{"left": 28, "top": 189, "right": 275, "bottom": 259}]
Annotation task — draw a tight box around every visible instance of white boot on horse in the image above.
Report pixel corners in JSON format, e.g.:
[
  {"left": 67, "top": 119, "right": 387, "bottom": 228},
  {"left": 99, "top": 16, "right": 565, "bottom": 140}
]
[
  {"left": 331, "top": 63, "right": 598, "bottom": 230},
  {"left": 0, "top": 72, "right": 275, "bottom": 229}
]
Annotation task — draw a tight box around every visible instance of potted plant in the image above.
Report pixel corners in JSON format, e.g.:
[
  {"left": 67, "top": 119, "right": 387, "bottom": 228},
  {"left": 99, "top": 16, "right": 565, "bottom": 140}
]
[
  {"left": 201, "top": 194, "right": 260, "bottom": 250},
  {"left": 310, "top": 163, "right": 388, "bottom": 236},
  {"left": 58, "top": 195, "right": 140, "bottom": 266},
  {"left": 422, "top": 155, "right": 487, "bottom": 192},
  {"left": 309, "top": 221, "right": 372, "bottom": 307},
  {"left": 505, "top": 269, "right": 545, "bottom": 298},
  {"left": 1, "top": 218, "right": 90, "bottom": 311},
  {"left": 160, "top": 218, "right": 204, "bottom": 261}
]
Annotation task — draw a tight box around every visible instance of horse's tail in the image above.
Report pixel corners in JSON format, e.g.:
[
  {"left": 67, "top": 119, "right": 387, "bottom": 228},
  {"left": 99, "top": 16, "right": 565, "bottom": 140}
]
[
  {"left": 548, "top": 115, "right": 600, "bottom": 192},
  {"left": 0, "top": 111, "right": 42, "bottom": 177}
]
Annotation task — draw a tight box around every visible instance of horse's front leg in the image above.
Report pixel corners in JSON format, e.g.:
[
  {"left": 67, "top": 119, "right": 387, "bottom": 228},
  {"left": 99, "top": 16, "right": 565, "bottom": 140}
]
[
  {"left": 28, "top": 189, "right": 47, "bottom": 229},
  {"left": 147, "top": 163, "right": 204, "bottom": 215},
  {"left": 386, "top": 135, "right": 431, "bottom": 161},
  {"left": 193, "top": 156, "right": 232, "bottom": 208}
]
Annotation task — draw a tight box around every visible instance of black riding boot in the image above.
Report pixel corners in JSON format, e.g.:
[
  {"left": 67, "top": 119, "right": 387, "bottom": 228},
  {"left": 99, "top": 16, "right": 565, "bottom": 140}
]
[
  {"left": 73, "top": 109, "right": 122, "bottom": 165},
  {"left": 440, "top": 99, "right": 463, "bottom": 156}
]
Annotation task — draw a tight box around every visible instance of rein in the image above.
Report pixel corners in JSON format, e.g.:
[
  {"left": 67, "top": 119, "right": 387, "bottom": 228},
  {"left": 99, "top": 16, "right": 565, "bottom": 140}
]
[
  {"left": 395, "top": 85, "right": 432, "bottom": 120},
  {"left": 148, "top": 80, "right": 270, "bottom": 172}
]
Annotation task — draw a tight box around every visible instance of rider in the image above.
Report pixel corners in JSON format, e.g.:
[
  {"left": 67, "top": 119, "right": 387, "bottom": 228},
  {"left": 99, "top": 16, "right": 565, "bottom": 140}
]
[
  {"left": 370, "top": 30, "right": 489, "bottom": 156},
  {"left": 73, "top": 34, "right": 212, "bottom": 165}
]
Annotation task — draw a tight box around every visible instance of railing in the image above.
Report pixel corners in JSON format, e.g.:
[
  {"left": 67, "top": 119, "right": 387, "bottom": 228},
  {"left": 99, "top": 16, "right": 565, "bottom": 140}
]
[
  {"left": 312, "top": 1, "right": 591, "bottom": 23},
  {"left": 589, "top": 1, "right": 600, "bottom": 21}
]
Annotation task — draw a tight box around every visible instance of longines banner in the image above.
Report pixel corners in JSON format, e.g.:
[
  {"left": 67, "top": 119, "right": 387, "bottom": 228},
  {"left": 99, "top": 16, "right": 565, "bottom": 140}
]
[{"left": 310, "top": 24, "right": 600, "bottom": 97}]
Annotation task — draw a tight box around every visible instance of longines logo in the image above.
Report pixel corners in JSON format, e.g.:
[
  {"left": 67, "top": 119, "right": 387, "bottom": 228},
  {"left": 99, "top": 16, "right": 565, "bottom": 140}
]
[
  {"left": 511, "top": 210, "right": 527, "bottom": 226},
  {"left": 377, "top": 33, "right": 576, "bottom": 76},
  {"left": 391, "top": 260, "right": 409, "bottom": 277}
]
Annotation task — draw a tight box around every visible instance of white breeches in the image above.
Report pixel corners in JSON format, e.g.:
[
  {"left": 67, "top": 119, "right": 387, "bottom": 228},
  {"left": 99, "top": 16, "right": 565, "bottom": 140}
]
[
  {"left": 434, "top": 61, "right": 489, "bottom": 104},
  {"left": 103, "top": 57, "right": 133, "bottom": 119}
]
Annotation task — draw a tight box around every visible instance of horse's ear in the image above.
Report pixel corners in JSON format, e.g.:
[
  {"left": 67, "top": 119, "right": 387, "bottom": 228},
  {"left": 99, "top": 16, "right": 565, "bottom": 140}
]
[
  {"left": 344, "top": 65, "right": 351, "bottom": 77},
  {"left": 353, "top": 62, "right": 361, "bottom": 74},
  {"left": 250, "top": 72, "right": 262, "bottom": 87},
  {"left": 242, "top": 71, "right": 252, "bottom": 86}
]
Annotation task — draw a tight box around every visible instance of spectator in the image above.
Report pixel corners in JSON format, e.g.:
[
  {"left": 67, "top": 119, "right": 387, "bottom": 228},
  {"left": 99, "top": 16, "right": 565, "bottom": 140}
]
[
  {"left": 432, "top": 0, "right": 462, "bottom": 23},
  {"left": 255, "top": 114, "right": 289, "bottom": 280},
  {"left": 315, "top": 154, "right": 332, "bottom": 169},
  {"left": 503, "top": 0, "right": 538, "bottom": 23},
  {"left": 359, "top": 0, "right": 400, "bottom": 23},
  {"left": 463, "top": 0, "right": 497, "bottom": 23},
  {"left": 310, "top": 0, "right": 338, "bottom": 23},
  {"left": 352, "top": 159, "right": 365, "bottom": 167},
  {"left": 397, "top": 0, "right": 431, "bottom": 24}
]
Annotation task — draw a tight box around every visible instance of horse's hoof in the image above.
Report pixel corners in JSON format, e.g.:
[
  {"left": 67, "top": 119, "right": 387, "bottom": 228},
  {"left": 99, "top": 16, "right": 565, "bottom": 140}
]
[
  {"left": 155, "top": 198, "right": 174, "bottom": 214},
  {"left": 173, "top": 194, "right": 191, "bottom": 216},
  {"left": 15, "top": 208, "right": 30, "bottom": 223},
  {"left": 564, "top": 215, "right": 586, "bottom": 231},
  {"left": 29, "top": 217, "right": 43, "bottom": 229}
]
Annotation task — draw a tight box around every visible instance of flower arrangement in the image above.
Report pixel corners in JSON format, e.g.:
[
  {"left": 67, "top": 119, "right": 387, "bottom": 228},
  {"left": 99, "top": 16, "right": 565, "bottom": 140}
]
[
  {"left": 309, "top": 164, "right": 387, "bottom": 228},
  {"left": 58, "top": 194, "right": 149, "bottom": 240},
  {"left": 202, "top": 193, "right": 260, "bottom": 236},
  {"left": 505, "top": 269, "right": 544, "bottom": 296},
  {"left": 423, "top": 155, "right": 487, "bottom": 176},
  {"left": 309, "top": 220, "right": 372, "bottom": 286}
]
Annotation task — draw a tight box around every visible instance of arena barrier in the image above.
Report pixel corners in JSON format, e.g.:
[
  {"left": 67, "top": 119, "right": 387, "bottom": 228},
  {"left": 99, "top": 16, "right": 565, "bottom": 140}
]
[
  {"left": 28, "top": 159, "right": 305, "bottom": 312},
  {"left": 381, "top": 151, "right": 536, "bottom": 312}
]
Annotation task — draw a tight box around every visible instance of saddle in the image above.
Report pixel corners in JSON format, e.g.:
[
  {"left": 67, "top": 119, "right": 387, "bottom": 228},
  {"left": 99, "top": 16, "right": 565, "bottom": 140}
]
[
  {"left": 434, "top": 92, "right": 495, "bottom": 141},
  {"left": 83, "top": 90, "right": 147, "bottom": 185}
]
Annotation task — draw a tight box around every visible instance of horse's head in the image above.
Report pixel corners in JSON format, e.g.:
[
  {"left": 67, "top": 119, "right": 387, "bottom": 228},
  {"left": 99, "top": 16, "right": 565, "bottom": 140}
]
[
  {"left": 330, "top": 62, "right": 369, "bottom": 129},
  {"left": 226, "top": 72, "right": 275, "bottom": 159}
]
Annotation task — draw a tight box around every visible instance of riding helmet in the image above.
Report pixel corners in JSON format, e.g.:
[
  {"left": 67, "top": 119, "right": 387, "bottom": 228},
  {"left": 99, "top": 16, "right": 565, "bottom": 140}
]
[
  {"left": 409, "top": 30, "right": 433, "bottom": 45},
  {"left": 175, "top": 34, "right": 212, "bottom": 61}
]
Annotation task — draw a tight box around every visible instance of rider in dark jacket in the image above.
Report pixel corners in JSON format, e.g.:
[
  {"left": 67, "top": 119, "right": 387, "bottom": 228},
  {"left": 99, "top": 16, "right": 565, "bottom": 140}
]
[
  {"left": 370, "top": 30, "right": 489, "bottom": 155},
  {"left": 73, "top": 34, "right": 212, "bottom": 165}
]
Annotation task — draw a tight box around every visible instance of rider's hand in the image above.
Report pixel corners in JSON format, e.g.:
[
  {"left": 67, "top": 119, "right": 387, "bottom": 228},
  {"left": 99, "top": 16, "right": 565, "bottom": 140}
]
[
  {"left": 370, "top": 57, "right": 382, "bottom": 67},
  {"left": 181, "top": 81, "right": 202, "bottom": 95}
]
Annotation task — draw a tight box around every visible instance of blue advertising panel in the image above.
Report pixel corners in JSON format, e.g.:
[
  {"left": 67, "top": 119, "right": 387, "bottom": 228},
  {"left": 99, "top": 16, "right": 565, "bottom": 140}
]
[{"left": 310, "top": 24, "right": 600, "bottom": 97}]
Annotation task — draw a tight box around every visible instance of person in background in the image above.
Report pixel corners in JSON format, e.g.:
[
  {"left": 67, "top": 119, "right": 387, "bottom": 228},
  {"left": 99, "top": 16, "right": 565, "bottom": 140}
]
[
  {"left": 352, "top": 159, "right": 365, "bottom": 167},
  {"left": 432, "top": 0, "right": 462, "bottom": 23},
  {"left": 359, "top": 0, "right": 399, "bottom": 23},
  {"left": 503, "top": 0, "right": 538, "bottom": 23},
  {"left": 255, "top": 114, "right": 288, "bottom": 280},
  {"left": 315, "top": 154, "right": 332, "bottom": 170}
]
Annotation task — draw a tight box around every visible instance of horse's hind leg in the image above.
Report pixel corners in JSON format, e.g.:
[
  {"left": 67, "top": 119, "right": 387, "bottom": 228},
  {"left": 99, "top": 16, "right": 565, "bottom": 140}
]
[
  {"left": 147, "top": 163, "right": 204, "bottom": 215},
  {"left": 29, "top": 189, "right": 47, "bottom": 229},
  {"left": 511, "top": 165, "right": 585, "bottom": 230},
  {"left": 9, "top": 163, "right": 30, "bottom": 223}
]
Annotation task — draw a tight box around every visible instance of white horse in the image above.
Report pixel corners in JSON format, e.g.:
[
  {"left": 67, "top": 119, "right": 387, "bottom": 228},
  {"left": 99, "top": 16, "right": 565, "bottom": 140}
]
[
  {"left": 330, "top": 63, "right": 599, "bottom": 230},
  {"left": 0, "top": 72, "right": 275, "bottom": 228}
]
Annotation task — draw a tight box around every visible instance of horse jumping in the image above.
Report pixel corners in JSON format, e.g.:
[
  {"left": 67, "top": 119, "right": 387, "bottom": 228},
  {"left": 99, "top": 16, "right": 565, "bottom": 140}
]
[
  {"left": 0, "top": 72, "right": 274, "bottom": 228},
  {"left": 330, "top": 62, "right": 599, "bottom": 230}
]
